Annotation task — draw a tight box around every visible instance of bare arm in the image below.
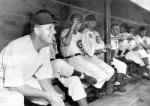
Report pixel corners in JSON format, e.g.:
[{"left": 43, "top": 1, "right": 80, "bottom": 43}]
[
  {"left": 8, "top": 85, "right": 47, "bottom": 99},
  {"left": 62, "top": 26, "right": 74, "bottom": 46},
  {"left": 39, "top": 78, "right": 57, "bottom": 93},
  {"left": 62, "top": 18, "right": 80, "bottom": 46},
  {"left": 9, "top": 79, "right": 64, "bottom": 105},
  {"left": 39, "top": 78, "right": 64, "bottom": 105},
  {"left": 147, "top": 44, "right": 150, "bottom": 49},
  {"left": 138, "top": 42, "right": 150, "bottom": 50}
]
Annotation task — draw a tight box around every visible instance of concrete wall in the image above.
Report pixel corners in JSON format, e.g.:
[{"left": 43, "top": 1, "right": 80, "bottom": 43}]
[
  {"left": 0, "top": 0, "right": 150, "bottom": 50},
  {"left": 0, "top": 0, "right": 45, "bottom": 50},
  {"left": 54, "top": 0, "right": 150, "bottom": 40}
]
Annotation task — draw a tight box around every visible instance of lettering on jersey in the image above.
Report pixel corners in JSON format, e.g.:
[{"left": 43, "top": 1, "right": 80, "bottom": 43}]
[
  {"left": 77, "top": 40, "right": 83, "bottom": 49},
  {"left": 89, "top": 33, "right": 93, "bottom": 38}
]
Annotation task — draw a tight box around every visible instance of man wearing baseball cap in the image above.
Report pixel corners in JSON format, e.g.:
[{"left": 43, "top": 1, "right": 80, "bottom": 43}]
[{"left": 0, "top": 9, "right": 64, "bottom": 106}]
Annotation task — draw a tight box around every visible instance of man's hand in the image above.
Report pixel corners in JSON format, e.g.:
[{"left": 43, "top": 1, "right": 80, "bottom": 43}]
[
  {"left": 45, "top": 91, "right": 65, "bottom": 106},
  {"left": 72, "top": 17, "right": 80, "bottom": 28},
  {"left": 132, "top": 46, "right": 140, "bottom": 51},
  {"left": 81, "top": 73, "right": 97, "bottom": 85},
  {"left": 144, "top": 40, "right": 147, "bottom": 45},
  {"left": 146, "top": 65, "right": 150, "bottom": 70},
  {"left": 105, "top": 44, "right": 112, "bottom": 49}
]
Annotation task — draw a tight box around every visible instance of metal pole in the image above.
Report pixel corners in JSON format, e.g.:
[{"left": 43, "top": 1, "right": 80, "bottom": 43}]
[
  {"left": 104, "top": 0, "right": 114, "bottom": 95},
  {"left": 104, "top": 0, "right": 111, "bottom": 65}
]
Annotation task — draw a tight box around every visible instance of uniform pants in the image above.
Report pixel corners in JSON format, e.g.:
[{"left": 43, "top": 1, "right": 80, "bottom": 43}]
[
  {"left": 85, "top": 56, "right": 114, "bottom": 80},
  {"left": 112, "top": 58, "right": 127, "bottom": 74},
  {"left": 51, "top": 59, "right": 87, "bottom": 101},
  {"left": 68, "top": 55, "right": 113, "bottom": 89},
  {"left": 26, "top": 59, "right": 86, "bottom": 106},
  {"left": 0, "top": 88, "right": 24, "bottom": 106},
  {"left": 125, "top": 49, "right": 148, "bottom": 66}
]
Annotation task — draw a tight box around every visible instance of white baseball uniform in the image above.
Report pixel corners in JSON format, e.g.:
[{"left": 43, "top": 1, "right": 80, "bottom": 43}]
[
  {"left": 61, "top": 28, "right": 112, "bottom": 89},
  {"left": 0, "top": 35, "right": 62, "bottom": 106},
  {"left": 81, "top": 29, "right": 114, "bottom": 80},
  {"left": 118, "top": 32, "right": 136, "bottom": 56},
  {"left": 118, "top": 33, "right": 130, "bottom": 52},
  {"left": 125, "top": 35, "right": 150, "bottom": 66},
  {"left": 111, "top": 34, "right": 127, "bottom": 74},
  {"left": 50, "top": 38, "right": 87, "bottom": 101}
]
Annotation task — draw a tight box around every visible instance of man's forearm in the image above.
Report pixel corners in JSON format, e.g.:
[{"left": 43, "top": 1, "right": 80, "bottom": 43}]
[
  {"left": 147, "top": 44, "right": 150, "bottom": 49},
  {"left": 63, "top": 26, "right": 74, "bottom": 46},
  {"left": 8, "top": 85, "right": 47, "bottom": 99},
  {"left": 139, "top": 43, "right": 148, "bottom": 50},
  {"left": 39, "top": 78, "right": 57, "bottom": 93}
]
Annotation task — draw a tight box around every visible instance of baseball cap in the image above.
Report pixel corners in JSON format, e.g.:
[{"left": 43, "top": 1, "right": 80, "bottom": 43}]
[
  {"left": 70, "top": 13, "right": 83, "bottom": 22},
  {"left": 139, "top": 26, "right": 146, "bottom": 32},
  {"left": 85, "top": 14, "right": 96, "bottom": 22},
  {"left": 30, "top": 9, "right": 58, "bottom": 27}
]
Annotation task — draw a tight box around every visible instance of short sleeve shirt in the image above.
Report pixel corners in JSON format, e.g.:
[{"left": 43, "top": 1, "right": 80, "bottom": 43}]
[
  {"left": 134, "top": 35, "right": 150, "bottom": 44},
  {"left": 60, "top": 28, "right": 82, "bottom": 57},
  {"left": 0, "top": 35, "right": 53, "bottom": 88}
]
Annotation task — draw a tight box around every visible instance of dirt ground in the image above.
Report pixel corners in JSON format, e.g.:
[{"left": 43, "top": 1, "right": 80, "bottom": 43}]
[{"left": 90, "top": 80, "right": 150, "bottom": 106}]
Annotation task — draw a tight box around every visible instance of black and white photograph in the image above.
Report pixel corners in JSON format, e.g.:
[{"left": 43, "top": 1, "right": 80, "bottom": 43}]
[{"left": 0, "top": 0, "right": 150, "bottom": 106}]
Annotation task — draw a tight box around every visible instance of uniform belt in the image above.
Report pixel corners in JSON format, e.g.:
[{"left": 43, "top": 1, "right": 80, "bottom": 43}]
[
  {"left": 65, "top": 53, "right": 82, "bottom": 59},
  {"left": 50, "top": 58, "right": 55, "bottom": 61}
]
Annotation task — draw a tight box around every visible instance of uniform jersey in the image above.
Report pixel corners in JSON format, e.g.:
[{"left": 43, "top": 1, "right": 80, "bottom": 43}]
[
  {"left": 61, "top": 28, "right": 82, "bottom": 57},
  {"left": 118, "top": 32, "right": 132, "bottom": 51},
  {"left": 134, "top": 35, "right": 150, "bottom": 44},
  {"left": 0, "top": 35, "right": 53, "bottom": 88},
  {"left": 111, "top": 34, "right": 119, "bottom": 50},
  {"left": 134, "top": 35, "right": 150, "bottom": 52}
]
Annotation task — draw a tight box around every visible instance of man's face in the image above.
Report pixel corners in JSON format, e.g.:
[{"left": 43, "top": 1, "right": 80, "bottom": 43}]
[
  {"left": 111, "top": 25, "right": 120, "bottom": 36},
  {"left": 37, "top": 23, "right": 56, "bottom": 44},
  {"left": 140, "top": 30, "right": 147, "bottom": 37},
  {"left": 73, "top": 18, "right": 82, "bottom": 31},
  {"left": 120, "top": 27, "right": 126, "bottom": 33},
  {"left": 75, "top": 22, "right": 82, "bottom": 31},
  {"left": 129, "top": 28, "right": 135, "bottom": 35},
  {"left": 87, "top": 20, "right": 97, "bottom": 29}
]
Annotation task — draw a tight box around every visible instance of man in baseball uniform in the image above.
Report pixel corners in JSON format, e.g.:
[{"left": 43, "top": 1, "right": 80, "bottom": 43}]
[
  {"left": 110, "top": 24, "right": 128, "bottom": 92},
  {"left": 125, "top": 27, "right": 150, "bottom": 78},
  {"left": 134, "top": 27, "right": 150, "bottom": 52},
  {"left": 60, "top": 13, "right": 113, "bottom": 95},
  {"left": 111, "top": 24, "right": 128, "bottom": 74},
  {"left": 82, "top": 14, "right": 115, "bottom": 94},
  {"left": 117, "top": 23, "right": 134, "bottom": 57},
  {"left": 0, "top": 9, "right": 66, "bottom": 106},
  {"left": 49, "top": 35, "right": 97, "bottom": 106}
]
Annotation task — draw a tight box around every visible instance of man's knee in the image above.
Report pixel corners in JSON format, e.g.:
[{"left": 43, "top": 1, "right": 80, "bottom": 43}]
[
  {"left": 69, "top": 76, "right": 81, "bottom": 83},
  {"left": 123, "top": 63, "right": 127, "bottom": 70},
  {"left": 53, "top": 59, "right": 66, "bottom": 66},
  {"left": 120, "top": 61, "right": 127, "bottom": 70},
  {"left": 108, "top": 67, "right": 115, "bottom": 77},
  {"left": 0, "top": 91, "right": 24, "bottom": 106},
  {"left": 10, "top": 91, "right": 24, "bottom": 105}
]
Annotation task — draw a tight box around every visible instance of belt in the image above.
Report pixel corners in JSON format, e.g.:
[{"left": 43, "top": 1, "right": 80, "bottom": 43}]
[
  {"left": 50, "top": 58, "right": 55, "bottom": 61},
  {"left": 65, "top": 53, "right": 82, "bottom": 59}
]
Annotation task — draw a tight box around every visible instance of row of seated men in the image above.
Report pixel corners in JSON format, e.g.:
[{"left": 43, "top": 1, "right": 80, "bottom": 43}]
[
  {"left": 0, "top": 9, "right": 150, "bottom": 106},
  {"left": 51, "top": 13, "right": 150, "bottom": 105}
]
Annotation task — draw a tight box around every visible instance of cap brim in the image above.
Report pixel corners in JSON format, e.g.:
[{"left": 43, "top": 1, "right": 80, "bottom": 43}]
[{"left": 51, "top": 21, "right": 59, "bottom": 25}]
